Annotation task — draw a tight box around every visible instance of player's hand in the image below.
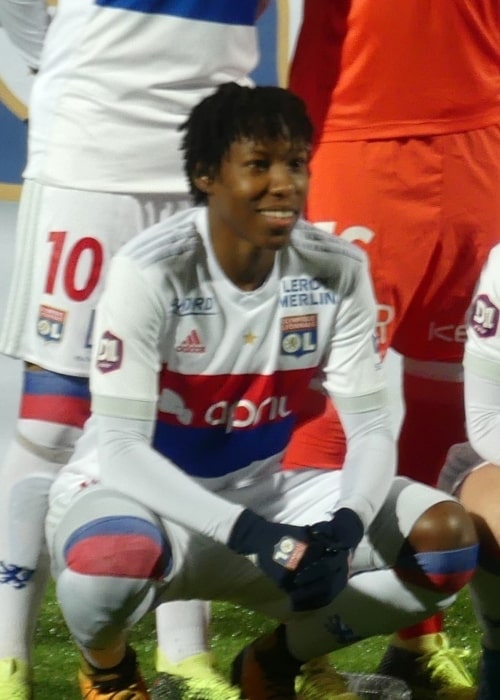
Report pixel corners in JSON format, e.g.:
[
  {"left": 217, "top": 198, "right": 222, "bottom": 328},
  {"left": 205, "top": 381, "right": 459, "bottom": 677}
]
[
  {"left": 291, "top": 508, "right": 364, "bottom": 611},
  {"left": 308, "top": 507, "right": 364, "bottom": 552},
  {"left": 228, "top": 509, "right": 310, "bottom": 592},
  {"left": 227, "top": 508, "right": 363, "bottom": 611}
]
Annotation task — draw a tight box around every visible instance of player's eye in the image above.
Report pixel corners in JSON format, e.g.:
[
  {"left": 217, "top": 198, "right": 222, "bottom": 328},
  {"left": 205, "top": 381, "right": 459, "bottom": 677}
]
[
  {"left": 247, "top": 159, "right": 269, "bottom": 171},
  {"left": 289, "top": 156, "right": 308, "bottom": 171}
]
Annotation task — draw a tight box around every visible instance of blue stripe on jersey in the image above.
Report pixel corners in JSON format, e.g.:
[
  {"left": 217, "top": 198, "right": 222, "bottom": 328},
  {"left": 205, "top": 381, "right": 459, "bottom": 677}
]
[
  {"left": 23, "top": 368, "right": 90, "bottom": 399},
  {"left": 153, "top": 415, "right": 295, "bottom": 477},
  {"left": 95, "top": 0, "right": 259, "bottom": 24}
]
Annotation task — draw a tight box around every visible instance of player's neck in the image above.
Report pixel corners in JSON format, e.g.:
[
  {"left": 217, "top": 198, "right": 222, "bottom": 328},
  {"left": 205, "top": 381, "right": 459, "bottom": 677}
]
[{"left": 214, "top": 243, "right": 276, "bottom": 291}]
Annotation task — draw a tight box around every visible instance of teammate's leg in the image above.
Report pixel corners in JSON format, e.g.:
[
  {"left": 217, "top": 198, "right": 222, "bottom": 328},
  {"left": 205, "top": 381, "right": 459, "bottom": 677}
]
[
  {"left": 397, "top": 360, "right": 467, "bottom": 486},
  {"left": 0, "top": 183, "right": 201, "bottom": 697},
  {"left": 155, "top": 599, "right": 212, "bottom": 668},
  {"left": 383, "top": 125, "right": 500, "bottom": 695},
  {"left": 440, "top": 448, "right": 500, "bottom": 700},
  {"left": 0, "top": 365, "right": 88, "bottom": 699}
]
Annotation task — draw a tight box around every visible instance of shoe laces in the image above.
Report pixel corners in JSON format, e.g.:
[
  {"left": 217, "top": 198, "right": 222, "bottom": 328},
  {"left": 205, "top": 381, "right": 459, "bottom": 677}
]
[{"left": 424, "top": 645, "right": 474, "bottom": 687}]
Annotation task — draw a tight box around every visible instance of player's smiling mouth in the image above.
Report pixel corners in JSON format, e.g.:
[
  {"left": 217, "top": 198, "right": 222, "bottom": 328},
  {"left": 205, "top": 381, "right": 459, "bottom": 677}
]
[{"left": 258, "top": 209, "right": 296, "bottom": 219}]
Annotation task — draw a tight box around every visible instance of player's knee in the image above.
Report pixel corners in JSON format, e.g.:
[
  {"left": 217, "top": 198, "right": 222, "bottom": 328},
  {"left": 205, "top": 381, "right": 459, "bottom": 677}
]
[
  {"left": 394, "top": 501, "right": 478, "bottom": 593},
  {"left": 411, "top": 500, "right": 477, "bottom": 549},
  {"left": 64, "top": 515, "right": 172, "bottom": 581},
  {"left": 56, "top": 568, "right": 156, "bottom": 649},
  {"left": 56, "top": 516, "right": 171, "bottom": 647}
]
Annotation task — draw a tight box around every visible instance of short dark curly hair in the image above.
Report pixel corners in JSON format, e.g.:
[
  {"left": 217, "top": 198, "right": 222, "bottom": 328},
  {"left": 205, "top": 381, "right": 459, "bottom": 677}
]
[{"left": 180, "top": 82, "right": 313, "bottom": 205}]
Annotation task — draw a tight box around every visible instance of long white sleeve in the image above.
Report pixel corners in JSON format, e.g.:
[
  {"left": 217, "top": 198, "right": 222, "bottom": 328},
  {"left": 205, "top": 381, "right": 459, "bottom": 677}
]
[
  {"left": 464, "top": 368, "right": 500, "bottom": 466},
  {"left": 334, "top": 404, "right": 396, "bottom": 529},
  {"left": 96, "top": 413, "right": 244, "bottom": 544}
]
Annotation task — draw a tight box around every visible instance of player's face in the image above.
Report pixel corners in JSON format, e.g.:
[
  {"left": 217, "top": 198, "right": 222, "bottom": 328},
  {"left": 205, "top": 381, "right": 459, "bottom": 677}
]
[{"left": 205, "top": 136, "right": 310, "bottom": 252}]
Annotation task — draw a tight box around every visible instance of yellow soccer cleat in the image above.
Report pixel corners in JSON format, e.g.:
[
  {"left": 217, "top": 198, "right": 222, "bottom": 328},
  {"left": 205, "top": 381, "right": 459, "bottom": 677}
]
[
  {"left": 298, "top": 656, "right": 361, "bottom": 700},
  {"left": 0, "top": 658, "right": 32, "bottom": 700},
  {"left": 376, "top": 632, "right": 476, "bottom": 700},
  {"left": 151, "top": 650, "right": 240, "bottom": 700}
]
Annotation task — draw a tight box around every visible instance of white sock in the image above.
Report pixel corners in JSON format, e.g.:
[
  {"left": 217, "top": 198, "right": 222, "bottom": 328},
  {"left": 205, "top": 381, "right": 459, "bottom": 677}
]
[
  {"left": 155, "top": 600, "right": 211, "bottom": 664},
  {"left": 0, "top": 421, "right": 80, "bottom": 662}
]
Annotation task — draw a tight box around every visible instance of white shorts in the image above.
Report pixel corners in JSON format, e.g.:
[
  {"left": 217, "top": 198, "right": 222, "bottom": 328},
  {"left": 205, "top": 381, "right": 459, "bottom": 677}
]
[
  {"left": 46, "top": 470, "right": 454, "bottom": 620},
  {"left": 0, "top": 180, "right": 191, "bottom": 376}
]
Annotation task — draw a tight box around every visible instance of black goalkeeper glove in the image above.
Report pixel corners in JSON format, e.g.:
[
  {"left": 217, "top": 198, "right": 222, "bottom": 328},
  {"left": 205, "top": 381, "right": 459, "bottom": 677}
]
[{"left": 227, "top": 507, "right": 364, "bottom": 611}]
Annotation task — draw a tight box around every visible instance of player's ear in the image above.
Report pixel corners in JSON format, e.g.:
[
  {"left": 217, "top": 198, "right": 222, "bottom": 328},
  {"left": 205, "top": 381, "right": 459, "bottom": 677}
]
[
  {"left": 193, "top": 163, "right": 213, "bottom": 194},
  {"left": 193, "top": 171, "right": 214, "bottom": 196}
]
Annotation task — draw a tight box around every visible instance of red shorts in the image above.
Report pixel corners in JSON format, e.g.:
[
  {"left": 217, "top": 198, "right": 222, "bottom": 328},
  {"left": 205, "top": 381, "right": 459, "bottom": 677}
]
[{"left": 284, "top": 123, "right": 500, "bottom": 469}]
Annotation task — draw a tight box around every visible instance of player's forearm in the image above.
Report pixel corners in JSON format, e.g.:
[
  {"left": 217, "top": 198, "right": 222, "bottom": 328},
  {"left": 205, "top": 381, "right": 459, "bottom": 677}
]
[
  {"left": 334, "top": 404, "right": 396, "bottom": 529},
  {"left": 96, "top": 414, "right": 244, "bottom": 544}
]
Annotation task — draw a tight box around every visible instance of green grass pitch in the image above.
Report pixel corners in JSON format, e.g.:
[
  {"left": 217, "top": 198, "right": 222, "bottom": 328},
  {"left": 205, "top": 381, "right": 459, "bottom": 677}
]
[{"left": 33, "top": 583, "right": 482, "bottom": 698}]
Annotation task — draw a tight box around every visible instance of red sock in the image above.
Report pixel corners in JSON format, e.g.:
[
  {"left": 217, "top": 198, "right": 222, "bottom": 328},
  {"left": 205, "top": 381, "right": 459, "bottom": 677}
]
[{"left": 397, "top": 613, "right": 444, "bottom": 640}]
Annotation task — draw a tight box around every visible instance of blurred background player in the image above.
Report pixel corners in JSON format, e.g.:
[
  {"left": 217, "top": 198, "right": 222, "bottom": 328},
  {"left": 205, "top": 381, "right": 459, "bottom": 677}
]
[
  {"left": 287, "top": 0, "right": 500, "bottom": 697},
  {"left": 0, "top": 2, "right": 268, "bottom": 698},
  {"left": 44, "top": 80, "right": 478, "bottom": 700},
  {"left": 438, "top": 243, "right": 500, "bottom": 700}
]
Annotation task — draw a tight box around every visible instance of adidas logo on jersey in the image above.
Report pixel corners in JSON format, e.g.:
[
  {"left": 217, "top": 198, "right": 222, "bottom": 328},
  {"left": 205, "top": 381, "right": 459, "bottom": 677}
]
[{"left": 176, "top": 329, "right": 206, "bottom": 353}]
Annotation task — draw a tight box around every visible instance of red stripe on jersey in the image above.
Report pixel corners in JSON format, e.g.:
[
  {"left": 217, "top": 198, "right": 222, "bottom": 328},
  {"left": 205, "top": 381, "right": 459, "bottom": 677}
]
[{"left": 157, "top": 366, "right": 317, "bottom": 429}]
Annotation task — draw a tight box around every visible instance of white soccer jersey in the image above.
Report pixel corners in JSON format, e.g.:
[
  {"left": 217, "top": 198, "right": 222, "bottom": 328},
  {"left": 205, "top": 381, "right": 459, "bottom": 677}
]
[
  {"left": 25, "top": 0, "right": 260, "bottom": 192},
  {"left": 51, "top": 209, "right": 394, "bottom": 541}
]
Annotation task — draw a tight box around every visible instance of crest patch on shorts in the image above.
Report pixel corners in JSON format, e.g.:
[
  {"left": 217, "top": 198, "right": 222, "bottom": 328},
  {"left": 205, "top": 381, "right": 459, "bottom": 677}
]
[{"left": 37, "top": 304, "right": 66, "bottom": 342}]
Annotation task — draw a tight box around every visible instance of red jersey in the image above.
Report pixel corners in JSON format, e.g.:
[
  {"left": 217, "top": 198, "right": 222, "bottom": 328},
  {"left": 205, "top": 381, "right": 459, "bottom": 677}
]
[{"left": 289, "top": 0, "right": 500, "bottom": 141}]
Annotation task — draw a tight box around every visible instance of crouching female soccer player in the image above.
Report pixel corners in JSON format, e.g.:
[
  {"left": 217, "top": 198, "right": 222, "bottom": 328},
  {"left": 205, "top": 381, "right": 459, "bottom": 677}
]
[{"left": 45, "top": 83, "right": 478, "bottom": 700}]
